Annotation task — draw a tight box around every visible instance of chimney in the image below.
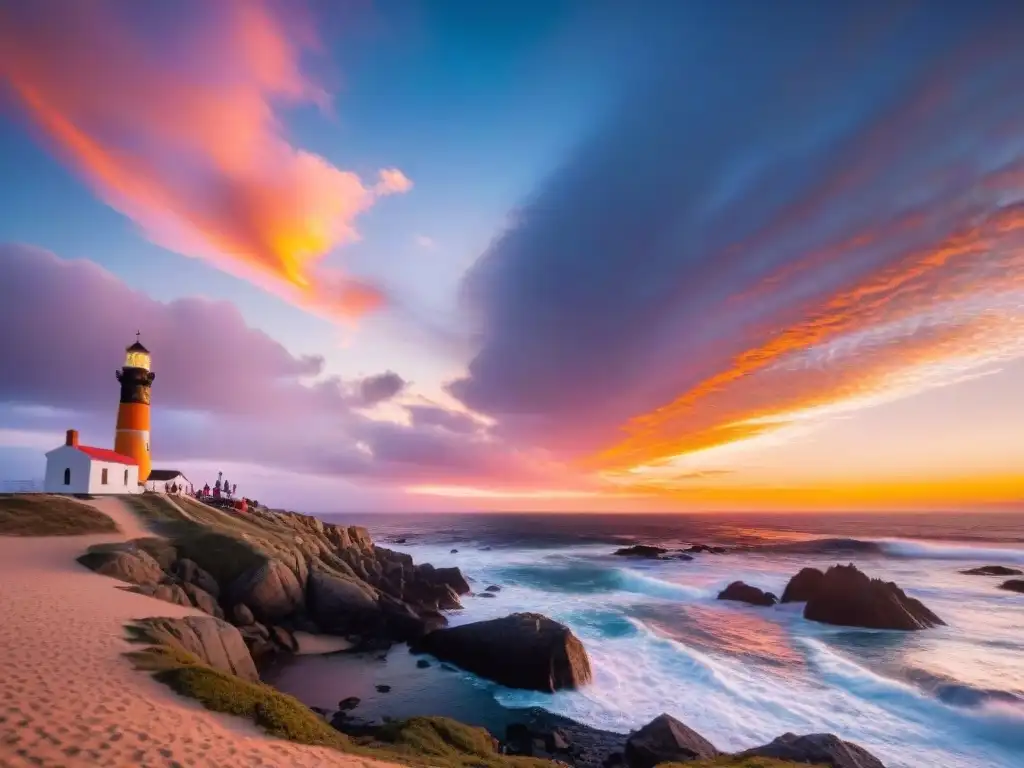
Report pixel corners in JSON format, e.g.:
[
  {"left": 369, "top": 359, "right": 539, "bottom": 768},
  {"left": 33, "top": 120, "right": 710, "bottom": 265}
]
[{"left": 66, "top": 429, "right": 79, "bottom": 447}]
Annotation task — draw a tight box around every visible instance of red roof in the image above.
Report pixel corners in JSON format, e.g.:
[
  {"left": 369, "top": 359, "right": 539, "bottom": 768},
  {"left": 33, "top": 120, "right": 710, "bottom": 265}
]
[{"left": 75, "top": 445, "right": 139, "bottom": 465}]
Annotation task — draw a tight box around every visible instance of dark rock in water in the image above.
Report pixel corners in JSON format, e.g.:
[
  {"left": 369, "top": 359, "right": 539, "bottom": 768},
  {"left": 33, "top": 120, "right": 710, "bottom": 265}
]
[
  {"left": 623, "top": 713, "right": 720, "bottom": 767},
  {"left": 485, "top": 585, "right": 502, "bottom": 593},
  {"left": 338, "top": 696, "right": 361, "bottom": 711},
  {"left": 963, "top": 565, "right": 1023, "bottom": 576},
  {"left": 311, "top": 705, "right": 330, "bottom": 718},
  {"left": 375, "top": 684, "right": 392, "bottom": 693},
  {"left": 230, "top": 558, "right": 305, "bottom": 624},
  {"left": 269, "top": 625, "right": 298, "bottom": 653},
  {"left": 685, "top": 544, "right": 727, "bottom": 555},
  {"left": 450, "top": 548, "right": 459, "bottom": 554},
  {"left": 781, "top": 567, "right": 825, "bottom": 603},
  {"left": 717, "top": 581, "right": 777, "bottom": 607},
  {"left": 433, "top": 566, "right": 471, "bottom": 595},
  {"left": 667, "top": 552, "right": 695, "bottom": 561},
  {"left": 504, "top": 708, "right": 627, "bottom": 768},
  {"left": 804, "top": 564, "right": 944, "bottom": 630},
  {"left": 411, "top": 612, "right": 593, "bottom": 692},
  {"left": 416, "top": 658, "right": 431, "bottom": 668},
  {"left": 739, "top": 732, "right": 885, "bottom": 768},
  {"left": 999, "top": 579, "right": 1024, "bottom": 593},
  {"left": 613, "top": 545, "right": 668, "bottom": 559},
  {"left": 479, "top": 592, "right": 497, "bottom": 598},
  {"left": 392, "top": 538, "right": 407, "bottom": 544},
  {"left": 330, "top": 712, "right": 383, "bottom": 737},
  {"left": 481, "top": 546, "right": 493, "bottom": 551}
]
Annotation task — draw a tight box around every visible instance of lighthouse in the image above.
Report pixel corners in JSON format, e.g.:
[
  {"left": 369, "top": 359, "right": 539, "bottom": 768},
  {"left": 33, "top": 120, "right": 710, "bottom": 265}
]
[{"left": 114, "top": 333, "right": 156, "bottom": 483}]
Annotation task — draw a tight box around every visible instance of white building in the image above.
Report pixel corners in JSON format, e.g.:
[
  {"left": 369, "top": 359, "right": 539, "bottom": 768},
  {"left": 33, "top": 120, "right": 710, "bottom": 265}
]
[
  {"left": 44, "top": 430, "right": 140, "bottom": 495},
  {"left": 145, "top": 469, "right": 192, "bottom": 495}
]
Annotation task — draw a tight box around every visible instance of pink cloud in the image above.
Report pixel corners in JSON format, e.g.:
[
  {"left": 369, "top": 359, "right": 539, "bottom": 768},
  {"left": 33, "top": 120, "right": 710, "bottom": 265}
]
[{"left": 0, "top": 0, "right": 410, "bottom": 322}]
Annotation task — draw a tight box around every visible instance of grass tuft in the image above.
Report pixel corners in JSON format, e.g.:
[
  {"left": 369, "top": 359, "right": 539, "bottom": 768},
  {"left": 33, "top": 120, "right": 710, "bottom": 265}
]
[{"left": 0, "top": 493, "right": 118, "bottom": 536}]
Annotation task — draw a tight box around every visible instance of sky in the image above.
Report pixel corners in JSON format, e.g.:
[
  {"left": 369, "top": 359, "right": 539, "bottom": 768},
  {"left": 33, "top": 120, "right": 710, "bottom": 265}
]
[{"left": 0, "top": 0, "right": 1022, "bottom": 513}]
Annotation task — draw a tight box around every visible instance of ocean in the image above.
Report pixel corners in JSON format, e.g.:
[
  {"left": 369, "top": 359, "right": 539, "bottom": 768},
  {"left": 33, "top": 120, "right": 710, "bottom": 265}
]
[{"left": 266, "top": 512, "right": 1024, "bottom": 768}]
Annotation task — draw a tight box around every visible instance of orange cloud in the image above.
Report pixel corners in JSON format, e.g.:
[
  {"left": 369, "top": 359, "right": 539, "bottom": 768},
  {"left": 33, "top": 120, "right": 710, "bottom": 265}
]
[
  {"left": 592, "top": 200, "right": 1024, "bottom": 473},
  {"left": 0, "top": 0, "right": 409, "bottom": 321}
]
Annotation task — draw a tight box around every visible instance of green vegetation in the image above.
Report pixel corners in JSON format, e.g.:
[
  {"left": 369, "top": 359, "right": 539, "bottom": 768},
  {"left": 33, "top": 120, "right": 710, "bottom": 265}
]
[{"left": 0, "top": 493, "right": 118, "bottom": 536}]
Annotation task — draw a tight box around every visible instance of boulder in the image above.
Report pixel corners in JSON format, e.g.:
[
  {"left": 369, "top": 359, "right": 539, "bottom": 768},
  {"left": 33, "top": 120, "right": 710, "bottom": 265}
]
[
  {"left": 132, "top": 582, "right": 191, "bottom": 607},
  {"left": 739, "top": 732, "right": 885, "bottom": 768},
  {"left": 306, "top": 569, "right": 381, "bottom": 634},
  {"left": 269, "top": 625, "right": 299, "bottom": 653},
  {"left": 433, "top": 566, "right": 472, "bottom": 595},
  {"left": 231, "top": 603, "right": 255, "bottom": 626},
  {"left": 804, "top": 564, "right": 944, "bottom": 630},
  {"left": 417, "top": 659, "right": 431, "bottom": 668},
  {"left": 338, "top": 696, "right": 361, "bottom": 711},
  {"left": 229, "top": 558, "right": 304, "bottom": 624},
  {"left": 78, "top": 545, "right": 165, "bottom": 586},
  {"left": 623, "top": 714, "right": 720, "bottom": 767},
  {"left": 479, "top": 592, "right": 496, "bottom": 598},
  {"left": 613, "top": 545, "right": 668, "bottom": 559},
  {"left": 132, "top": 538, "right": 179, "bottom": 570},
  {"left": 962, "top": 565, "right": 1023, "bottom": 576},
  {"left": 999, "top": 579, "right": 1024, "bottom": 593},
  {"left": 410, "top": 612, "right": 592, "bottom": 692},
  {"left": 685, "top": 544, "right": 727, "bottom": 554},
  {"left": 181, "top": 583, "right": 223, "bottom": 618},
  {"left": 717, "top": 581, "right": 777, "bottom": 607},
  {"left": 485, "top": 585, "right": 502, "bottom": 593},
  {"left": 133, "top": 615, "right": 258, "bottom": 681},
  {"left": 172, "top": 558, "right": 221, "bottom": 597},
  {"left": 781, "top": 567, "right": 825, "bottom": 603}
]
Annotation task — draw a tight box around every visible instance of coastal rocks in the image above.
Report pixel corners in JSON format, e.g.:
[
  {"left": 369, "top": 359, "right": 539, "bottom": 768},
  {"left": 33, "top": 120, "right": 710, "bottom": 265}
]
[
  {"left": 803, "top": 564, "right": 944, "bottom": 630},
  {"left": 685, "top": 544, "right": 727, "bottom": 554},
  {"left": 739, "top": 732, "right": 886, "bottom": 768},
  {"left": 229, "top": 558, "right": 304, "bottom": 624},
  {"left": 231, "top": 603, "right": 255, "bottom": 626},
  {"left": 77, "top": 544, "right": 165, "bottom": 586},
  {"left": 181, "top": 582, "right": 224, "bottom": 618},
  {"left": 781, "top": 567, "right": 825, "bottom": 603},
  {"left": 133, "top": 615, "right": 258, "bottom": 682},
  {"left": 132, "top": 537, "right": 179, "bottom": 570},
  {"left": 962, "top": 565, "right": 1023, "bottom": 576},
  {"left": 717, "top": 581, "right": 777, "bottom": 607},
  {"left": 338, "top": 696, "right": 360, "bottom": 711},
  {"left": 479, "top": 592, "right": 496, "bottom": 598},
  {"left": 417, "top": 659, "right": 431, "bottom": 668},
  {"left": 171, "top": 558, "right": 220, "bottom": 597},
  {"left": 485, "top": 585, "right": 502, "bottom": 593},
  {"left": 613, "top": 545, "right": 667, "bottom": 558},
  {"left": 132, "top": 582, "right": 191, "bottom": 607},
  {"left": 431, "top": 565, "right": 472, "bottom": 595},
  {"left": 623, "top": 714, "right": 720, "bottom": 767},
  {"left": 411, "top": 612, "right": 593, "bottom": 692},
  {"left": 999, "top": 579, "right": 1024, "bottom": 593},
  {"left": 307, "top": 569, "right": 380, "bottom": 634},
  {"left": 612, "top": 545, "right": 694, "bottom": 561}
]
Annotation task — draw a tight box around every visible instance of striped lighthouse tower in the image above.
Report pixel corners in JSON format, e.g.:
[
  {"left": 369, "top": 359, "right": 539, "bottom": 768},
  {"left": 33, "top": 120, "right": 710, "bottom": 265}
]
[{"left": 114, "top": 333, "right": 156, "bottom": 483}]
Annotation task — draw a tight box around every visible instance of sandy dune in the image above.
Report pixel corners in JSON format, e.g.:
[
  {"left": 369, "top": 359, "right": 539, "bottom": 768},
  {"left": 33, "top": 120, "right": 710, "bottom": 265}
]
[{"left": 0, "top": 497, "right": 398, "bottom": 768}]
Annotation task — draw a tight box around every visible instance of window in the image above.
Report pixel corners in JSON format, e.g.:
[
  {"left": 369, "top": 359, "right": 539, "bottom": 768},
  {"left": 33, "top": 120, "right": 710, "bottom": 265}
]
[
  {"left": 101, "top": 468, "right": 109, "bottom": 485},
  {"left": 124, "top": 469, "right": 129, "bottom": 485},
  {"left": 63, "top": 468, "right": 71, "bottom": 485}
]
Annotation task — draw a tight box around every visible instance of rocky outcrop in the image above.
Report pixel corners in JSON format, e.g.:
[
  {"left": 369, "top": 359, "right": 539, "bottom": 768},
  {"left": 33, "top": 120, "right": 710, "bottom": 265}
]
[
  {"left": 804, "top": 564, "right": 943, "bottom": 630},
  {"left": 739, "top": 732, "right": 886, "bottom": 768},
  {"left": 306, "top": 569, "right": 381, "bottom": 634},
  {"left": 999, "top": 579, "right": 1024, "bottom": 593},
  {"left": 78, "top": 544, "right": 165, "bottom": 586},
  {"left": 172, "top": 558, "right": 221, "bottom": 597},
  {"left": 685, "top": 544, "right": 727, "bottom": 554},
  {"left": 717, "top": 581, "right": 777, "bottom": 607},
  {"left": 411, "top": 612, "right": 592, "bottom": 692},
  {"left": 962, "top": 565, "right": 1022, "bottom": 576},
  {"left": 613, "top": 545, "right": 668, "bottom": 558},
  {"left": 229, "top": 559, "right": 305, "bottom": 624},
  {"left": 781, "top": 567, "right": 824, "bottom": 603},
  {"left": 133, "top": 582, "right": 191, "bottom": 607},
  {"left": 623, "top": 714, "right": 720, "bottom": 767},
  {"left": 133, "top": 615, "right": 258, "bottom": 681}
]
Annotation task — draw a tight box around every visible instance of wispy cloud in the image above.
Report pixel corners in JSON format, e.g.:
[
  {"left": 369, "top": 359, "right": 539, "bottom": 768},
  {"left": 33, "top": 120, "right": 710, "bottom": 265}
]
[
  {"left": 0, "top": 0, "right": 410, "bottom": 321},
  {"left": 414, "top": 234, "right": 436, "bottom": 250}
]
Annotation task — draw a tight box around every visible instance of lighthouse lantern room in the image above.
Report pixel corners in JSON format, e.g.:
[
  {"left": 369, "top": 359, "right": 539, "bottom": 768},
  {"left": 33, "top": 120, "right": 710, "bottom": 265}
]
[{"left": 114, "top": 333, "right": 156, "bottom": 483}]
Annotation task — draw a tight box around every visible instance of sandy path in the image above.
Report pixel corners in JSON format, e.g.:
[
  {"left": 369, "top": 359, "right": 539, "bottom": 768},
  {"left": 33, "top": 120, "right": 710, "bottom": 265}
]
[{"left": 0, "top": 498, "right": 399, "bottom": 768}]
